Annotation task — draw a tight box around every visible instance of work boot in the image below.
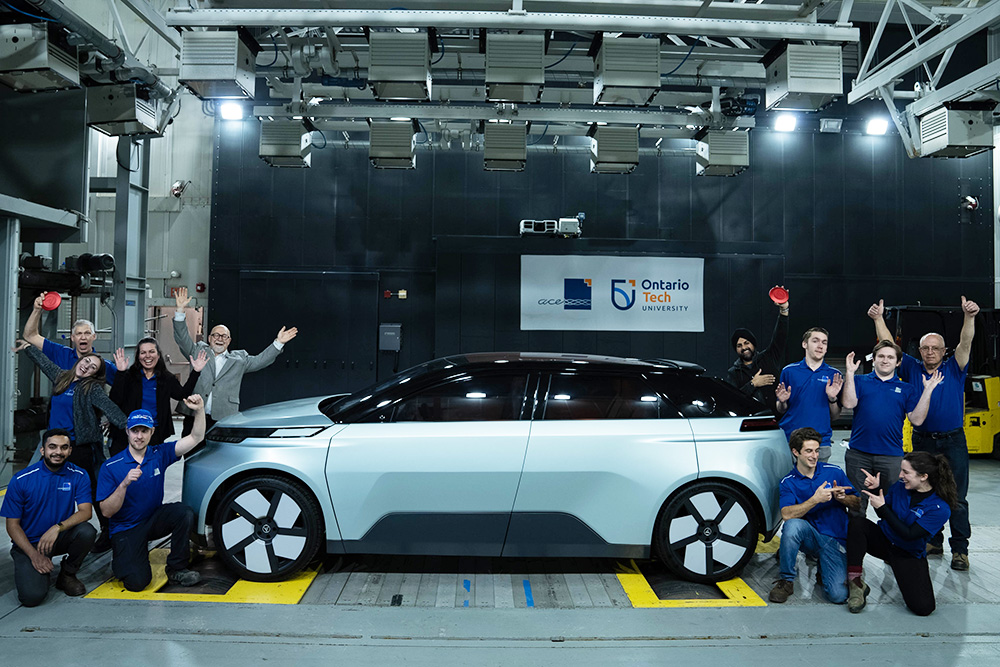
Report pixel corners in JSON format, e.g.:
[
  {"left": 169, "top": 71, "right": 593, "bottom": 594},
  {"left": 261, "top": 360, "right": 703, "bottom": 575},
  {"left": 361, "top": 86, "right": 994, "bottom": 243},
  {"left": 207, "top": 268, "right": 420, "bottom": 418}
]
[
  {"left": 925, "top": 543, "right": 944, "bottom": 556},
  {"left": 847, "top": 578, "right": 870, "bottom": 613},
  {"left": 769, "top": 579, "right": 794, "bottom": 603},
  {"left": 55, "top": 569, "right": 87, "bottom": 597},
  {"left": 951, "top": 553, "right": 970, "bottom": 571},
  {"left": 166, "top": 568, "right": 202, "bottom": 586}
]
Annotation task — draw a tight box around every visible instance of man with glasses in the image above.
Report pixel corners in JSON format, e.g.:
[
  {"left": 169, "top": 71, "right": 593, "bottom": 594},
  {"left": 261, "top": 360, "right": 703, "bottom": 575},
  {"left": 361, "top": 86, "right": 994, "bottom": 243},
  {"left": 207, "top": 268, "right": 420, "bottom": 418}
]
[
  {"left": 868, "top": 296, "right": 980, "bottom": 571},
  {"left": 172, "top": 287, "right": 298, "bottom": 433}
]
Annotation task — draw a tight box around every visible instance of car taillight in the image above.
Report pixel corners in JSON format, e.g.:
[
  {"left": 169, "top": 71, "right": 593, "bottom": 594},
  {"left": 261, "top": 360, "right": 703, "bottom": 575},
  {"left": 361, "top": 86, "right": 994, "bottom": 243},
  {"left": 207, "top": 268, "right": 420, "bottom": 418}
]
[{"left": 740, "top": 417, "right": 780, "bottom": 432}]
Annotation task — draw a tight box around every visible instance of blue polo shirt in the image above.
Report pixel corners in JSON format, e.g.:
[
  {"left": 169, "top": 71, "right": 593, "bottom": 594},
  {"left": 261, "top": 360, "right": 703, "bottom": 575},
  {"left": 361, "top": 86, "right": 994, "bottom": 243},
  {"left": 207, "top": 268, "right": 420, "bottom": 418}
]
[
  {"left": 96, "top": 443, "right": 179, "bottom": 536},
  {"left": 42, "top": 338, "right": 117, "bottom": 385},
  {"left": 848, "top": 372, "right": 920, "bottom": 456},
  {"left": 899, "top": 354, "right": 966, "bottom": 433},
  {"left": 48, "top": 383, "right": 77, "bottom": 440},
  {"left": 0, "top": 461, "right": 91, "bottom": 544},
  {"left": 779, "top": 461, "right": 854, "bottom": 543},
  {"left": 879, "top": 481, "right": 950, "bottom": 557},
  {"left": 778, "top": 359, "right": 841, "bottom": 448},
  {"left": 141, "top": 374, "right": 158, "bottom": 419}
]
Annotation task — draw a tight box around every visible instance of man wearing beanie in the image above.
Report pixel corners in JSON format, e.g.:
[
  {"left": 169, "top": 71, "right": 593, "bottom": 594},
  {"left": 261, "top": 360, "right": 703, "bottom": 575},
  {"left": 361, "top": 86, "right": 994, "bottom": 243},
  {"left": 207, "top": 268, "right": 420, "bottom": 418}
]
[{"left": 727, "top": 289, "right": 790, "bottom": 412}]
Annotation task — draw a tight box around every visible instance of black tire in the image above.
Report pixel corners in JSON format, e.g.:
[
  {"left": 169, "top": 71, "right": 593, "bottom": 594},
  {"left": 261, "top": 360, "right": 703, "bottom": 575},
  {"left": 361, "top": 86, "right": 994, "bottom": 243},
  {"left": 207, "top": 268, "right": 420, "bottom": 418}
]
[
  {"left": 213, "top": 475, "right": 323, "bottom": 582},
  {"left": 653, "top": 481, "right": 759, "bottom": 584}
]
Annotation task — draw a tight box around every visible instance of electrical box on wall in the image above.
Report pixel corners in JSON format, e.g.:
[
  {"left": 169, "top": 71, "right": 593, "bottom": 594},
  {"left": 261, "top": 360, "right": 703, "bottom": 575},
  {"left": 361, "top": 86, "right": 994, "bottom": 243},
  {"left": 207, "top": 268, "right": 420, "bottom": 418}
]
[{"left": 379, "top": 323, "right": 402, "bottom": 351}]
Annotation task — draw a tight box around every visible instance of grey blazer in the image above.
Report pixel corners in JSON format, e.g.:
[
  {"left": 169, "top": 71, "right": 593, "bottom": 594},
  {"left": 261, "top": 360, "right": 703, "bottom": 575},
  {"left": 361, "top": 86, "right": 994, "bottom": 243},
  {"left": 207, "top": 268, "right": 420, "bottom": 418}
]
[{"left": 173, "top": 315, "right": 283, "bottom": 421}]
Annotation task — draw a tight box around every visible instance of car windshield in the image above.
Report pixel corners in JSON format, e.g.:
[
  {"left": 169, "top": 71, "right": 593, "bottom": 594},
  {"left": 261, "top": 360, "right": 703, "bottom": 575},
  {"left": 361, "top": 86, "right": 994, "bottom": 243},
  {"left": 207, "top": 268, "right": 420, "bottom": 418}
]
[{"left": 319, "top": 355, "right": 462, "bottom": 419}]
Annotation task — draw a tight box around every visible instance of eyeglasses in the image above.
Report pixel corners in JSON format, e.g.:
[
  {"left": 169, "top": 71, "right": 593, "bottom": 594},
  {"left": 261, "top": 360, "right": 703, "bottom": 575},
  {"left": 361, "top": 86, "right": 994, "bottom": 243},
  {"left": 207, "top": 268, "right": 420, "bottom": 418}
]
[
  {"left": 209, "top": 333, "right": 231, "bottom": 341},
  {"left": 918, "top": 346, "right": 944, "bottom": 352}
]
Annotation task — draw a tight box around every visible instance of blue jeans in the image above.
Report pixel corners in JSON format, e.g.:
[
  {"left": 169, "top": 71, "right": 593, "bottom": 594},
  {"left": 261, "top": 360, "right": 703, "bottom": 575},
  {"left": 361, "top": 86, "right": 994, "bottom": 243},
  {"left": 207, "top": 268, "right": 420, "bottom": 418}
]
[
  {"left": 778, "top": 518, "right": 848, "bottom": 604},
  {"left": 912, "top": 429, "right": 970, "bottom": 554}
]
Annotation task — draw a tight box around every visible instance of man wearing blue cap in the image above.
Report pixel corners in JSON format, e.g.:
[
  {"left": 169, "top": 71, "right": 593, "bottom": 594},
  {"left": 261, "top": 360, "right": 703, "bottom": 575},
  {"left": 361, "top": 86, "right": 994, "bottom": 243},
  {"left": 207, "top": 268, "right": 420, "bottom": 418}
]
[{"left": 96, "top": 394, "right": 206, "bottom": 591}]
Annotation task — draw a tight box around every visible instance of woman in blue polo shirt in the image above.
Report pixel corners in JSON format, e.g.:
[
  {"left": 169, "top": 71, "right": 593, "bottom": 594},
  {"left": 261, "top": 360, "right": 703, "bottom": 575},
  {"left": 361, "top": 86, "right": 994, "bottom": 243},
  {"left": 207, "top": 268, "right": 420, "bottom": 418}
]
[
  {"left": 108, "top": 337, "right": 207, "bottom": 456},
  {"left": 845, "top": 451, "right": 956, "bottom": 616}
]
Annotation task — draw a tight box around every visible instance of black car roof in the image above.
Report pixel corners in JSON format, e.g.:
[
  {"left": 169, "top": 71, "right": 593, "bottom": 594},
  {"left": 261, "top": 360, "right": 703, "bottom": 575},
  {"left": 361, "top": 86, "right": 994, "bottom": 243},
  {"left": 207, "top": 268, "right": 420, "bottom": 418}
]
[{"left": 441, "top": 352, "right": 706, "bottom": 374}]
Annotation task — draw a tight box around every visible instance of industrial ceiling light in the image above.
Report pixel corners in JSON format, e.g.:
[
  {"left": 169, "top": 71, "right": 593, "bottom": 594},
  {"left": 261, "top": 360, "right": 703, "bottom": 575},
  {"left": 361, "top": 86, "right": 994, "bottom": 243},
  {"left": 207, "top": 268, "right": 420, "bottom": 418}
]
[
  {"left": 695, "top": 130, "right": 749, "bottom": 176},
  {"left": 368, "top": 32, "right": 432, "bottom": 102},
  {"left": 179, "top": 31, "right": 255, "bottom": 100},
  {"left": 219, "top": 101, "right": 246, "bottom": 120},
  {"left": 258, "top": 120, "right": 312, "bottom": 168},
  {"left": 918, "top": 106, "right": 993, "bottom": 158},
  {"left": 764, "top": 43, "right": 843, "bottom": 111},
  {"left": 0, "top": 23, "right": 79, "bottom": 93},
  {"left": 865, "top": 118, "right": 889, "bottom": 135},
  {"left": 594, "top": 36, "right": 661, "bottom": 106},
  {"left": 483, "top": 121, "right": 528, "bottom": 171},
  {"left": 368, "top": 119, "right": 417, "bottom": 169},
  {"left": 819, "top": 118, "right": 843, "bottom": 133},
  {"left": 485, "top": 33, "right": 545, "bottom": 103},
  {"left": 589, "top": 125, "right": 639, "bottom": 174},
  {"left": 774, "top": 113, "right": 797, "bottom": 132},
  {"left": 87, "top": 84, "right": 162, "bottom": 137}
]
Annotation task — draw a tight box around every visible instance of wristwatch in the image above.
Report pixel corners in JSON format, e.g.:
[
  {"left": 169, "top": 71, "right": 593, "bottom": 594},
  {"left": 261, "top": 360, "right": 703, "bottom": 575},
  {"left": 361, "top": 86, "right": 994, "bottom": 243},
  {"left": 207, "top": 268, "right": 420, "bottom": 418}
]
[{"left": 57, "top": 522, "right": 65, "bottom": 531}]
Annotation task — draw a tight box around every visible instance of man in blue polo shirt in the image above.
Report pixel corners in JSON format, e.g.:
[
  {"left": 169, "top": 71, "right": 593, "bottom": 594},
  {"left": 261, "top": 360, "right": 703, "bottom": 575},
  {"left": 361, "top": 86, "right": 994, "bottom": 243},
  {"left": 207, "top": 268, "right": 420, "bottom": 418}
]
[
  {"left": 770, "top": 427, "right": 859, "bottom": 604},
  {"left": 23, "top": 291, "right": 116, "bottom": 385},
  {"left": 776, "top": 327, "right": 843, "bottom": 462},
  {"left": 841, "top": 341, "right": 941, "bottom": 516},
  {"left": 97, "top": 394, "right": 206, "bottom": 591},
  {"left": 870, "top": 296, "right": 979, "bottom": 571},
  {"left": 1, "top": 429, "right": 97, "bottom": 606}
]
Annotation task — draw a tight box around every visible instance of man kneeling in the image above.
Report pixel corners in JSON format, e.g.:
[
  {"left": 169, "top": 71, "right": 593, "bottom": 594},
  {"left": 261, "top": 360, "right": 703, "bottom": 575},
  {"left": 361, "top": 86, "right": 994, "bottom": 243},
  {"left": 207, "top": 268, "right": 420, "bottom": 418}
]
[
  {"left": 771, "top": 427, "right": 860, "bottom": 604},
  {"left": 97, "top": 395, "right": 206, "bottom": 591}
]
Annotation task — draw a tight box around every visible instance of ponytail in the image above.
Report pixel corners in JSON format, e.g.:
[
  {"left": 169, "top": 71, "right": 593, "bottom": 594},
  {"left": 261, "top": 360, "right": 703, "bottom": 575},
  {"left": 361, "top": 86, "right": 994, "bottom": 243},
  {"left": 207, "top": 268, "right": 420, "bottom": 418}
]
[{"left": 904, "top": 451, "right": 958, "bottom": 508}]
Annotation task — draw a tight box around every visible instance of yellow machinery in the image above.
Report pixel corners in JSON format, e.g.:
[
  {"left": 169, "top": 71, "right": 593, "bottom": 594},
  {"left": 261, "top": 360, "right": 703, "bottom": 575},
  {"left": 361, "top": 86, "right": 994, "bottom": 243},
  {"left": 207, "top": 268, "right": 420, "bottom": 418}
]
[{"left": 903, "top": 375, "right": 1000, "bottom": 455}]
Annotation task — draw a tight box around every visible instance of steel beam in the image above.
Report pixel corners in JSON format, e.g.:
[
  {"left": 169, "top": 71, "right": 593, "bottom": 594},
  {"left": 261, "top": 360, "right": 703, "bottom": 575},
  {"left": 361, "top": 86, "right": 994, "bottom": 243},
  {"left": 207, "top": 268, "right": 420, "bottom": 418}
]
[
  {"left": 908, "top": 59, "right": 1000, "bottom": 116},
  {"left": 849, "top": 0, "right": 1000, "bottom": 104},
  {"left": 111, "top": 138, "right": 150, "bottom": 352},
  {"left": 0, "top": 215, "right": 18, "bottom": 487},
  {"left": 166, "top": 8, "right": 860, "bottom": 42},
  {"left": 119, "top": 0, "right": 182, "bottom": 51}
]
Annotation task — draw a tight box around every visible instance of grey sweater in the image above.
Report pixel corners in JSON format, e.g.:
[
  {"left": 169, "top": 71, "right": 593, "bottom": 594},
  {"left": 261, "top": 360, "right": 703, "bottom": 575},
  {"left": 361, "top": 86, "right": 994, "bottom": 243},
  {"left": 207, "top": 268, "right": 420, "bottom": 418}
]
[{"left": 25, "top": 345, "right": 127, "bottom": 445}]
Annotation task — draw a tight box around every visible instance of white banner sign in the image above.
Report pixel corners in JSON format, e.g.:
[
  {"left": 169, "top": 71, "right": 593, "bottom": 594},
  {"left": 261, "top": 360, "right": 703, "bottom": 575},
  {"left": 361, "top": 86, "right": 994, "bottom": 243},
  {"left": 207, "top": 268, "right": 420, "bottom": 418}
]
[{"left": 520, "top": 255, "right": 704, "bottom": 332}]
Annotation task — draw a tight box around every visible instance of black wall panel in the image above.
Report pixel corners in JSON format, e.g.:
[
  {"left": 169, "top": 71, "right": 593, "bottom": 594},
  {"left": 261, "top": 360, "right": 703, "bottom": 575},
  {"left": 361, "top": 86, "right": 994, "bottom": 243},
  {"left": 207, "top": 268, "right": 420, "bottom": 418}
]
[{"left": 210, "top": 118, "right": 993, "bottom": 406}]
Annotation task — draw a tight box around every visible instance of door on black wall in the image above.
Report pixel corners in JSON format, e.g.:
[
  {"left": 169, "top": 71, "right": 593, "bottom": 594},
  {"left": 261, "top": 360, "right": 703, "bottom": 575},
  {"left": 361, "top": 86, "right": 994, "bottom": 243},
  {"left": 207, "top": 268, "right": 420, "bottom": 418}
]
[{"left": 235, "top": 271, "right": 379, "bottom": 410}]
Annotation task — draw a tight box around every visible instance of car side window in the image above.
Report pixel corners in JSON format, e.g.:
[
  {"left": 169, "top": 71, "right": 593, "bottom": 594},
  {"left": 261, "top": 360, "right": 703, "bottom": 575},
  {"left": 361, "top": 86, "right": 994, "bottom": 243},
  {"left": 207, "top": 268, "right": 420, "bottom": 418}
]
[
  {"left": 541, "top": 373, "right": 667, "bottom": 420},
  {"left": 388, "top": 373, "right": 528, "bottom": 422},
  {"left": 647, "top": 374, "right": 763, "bottom": 418}
]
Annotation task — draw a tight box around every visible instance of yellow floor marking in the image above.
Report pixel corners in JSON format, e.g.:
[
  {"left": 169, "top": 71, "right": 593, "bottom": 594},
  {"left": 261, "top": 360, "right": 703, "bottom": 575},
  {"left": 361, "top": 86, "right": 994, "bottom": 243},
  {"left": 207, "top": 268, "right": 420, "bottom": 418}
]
[
  {"left": 615, "top": 559, "right": 766, "bottom": 608},
  {"left": 86, "top": 548, "right": 318, "bottom": 604},
  {"left": 0, "top": 487, "right": 6, "bottom": 499},
  {"left": 756, "top": 534, "right": 779, "bottom": 554}
]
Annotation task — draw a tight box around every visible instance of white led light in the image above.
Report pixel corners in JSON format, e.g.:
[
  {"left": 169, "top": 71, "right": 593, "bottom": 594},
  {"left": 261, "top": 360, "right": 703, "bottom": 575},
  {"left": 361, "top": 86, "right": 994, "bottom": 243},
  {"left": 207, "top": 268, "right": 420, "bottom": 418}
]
[
  {"left": 466, "top": 392, "right": 487, "bottom": 399},
  {"left": 219, "top": 102, "right": 245, "bottom": 120},
  {"left": 866, "top": 118, "right": 889, "bottom": 135},
  {"left": 774, "top": 113, "right": 796, "bottom": 132}
]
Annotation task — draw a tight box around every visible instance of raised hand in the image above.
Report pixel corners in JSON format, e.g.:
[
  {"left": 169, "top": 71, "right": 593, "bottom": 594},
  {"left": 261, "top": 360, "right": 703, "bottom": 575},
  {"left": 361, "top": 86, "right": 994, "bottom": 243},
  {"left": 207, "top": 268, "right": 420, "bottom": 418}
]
[
  {"left": 962, "top": 295, "right": 980, "bottom": 318},
  {"left": 113, "top": 347, "right": 130, "bottom": 372},
  {"left": 32, "top": 292, "right": 48, "bottom": 311},
  {"left": 751, "top": 369, "right": 776, "bottom": 387},
  {"left": 826, "top": 373, "right": 844, "bottom": 400},
  {"left": 862, "top": 487, "right": 886, "bottom": 509},
  {"left": 923, "top": 369, "right": 944, "bottom": 391},
  {"left": 845, "top": 352, "right": 861, "bottom": 375},
  {"left": 175, "top": 286, "right": 191, "bottom": 310},
  {"left": 183, "top": 394, "right": 204, "bottom": 411},
  {"left": 861, "top": 468, "right": 881, "bottom": 490},
  {"left": 867, "top": 299, "right": 884, "bottom": 320},
  {"left": 776, "top": 382, "right": 791, "bottom": 403},
  {"left": 124, "top": 466, "right": 142, "bottom": 487},
  {"left": 190, "top": 350, "right": 208, "bottom": 373},
  {"left": 276, "top": 326, "right": 298, "bottom": 344}
]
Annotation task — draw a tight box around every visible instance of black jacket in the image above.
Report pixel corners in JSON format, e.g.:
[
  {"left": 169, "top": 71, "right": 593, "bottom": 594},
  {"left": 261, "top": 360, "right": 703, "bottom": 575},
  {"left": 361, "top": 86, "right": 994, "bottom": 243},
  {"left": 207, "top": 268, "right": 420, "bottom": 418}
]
[
  {"left": 109, "top": 368, "right": 199, "bottom": 455},
  {"left": 726, "top": 313, "right": 788, "bottom": 412}
]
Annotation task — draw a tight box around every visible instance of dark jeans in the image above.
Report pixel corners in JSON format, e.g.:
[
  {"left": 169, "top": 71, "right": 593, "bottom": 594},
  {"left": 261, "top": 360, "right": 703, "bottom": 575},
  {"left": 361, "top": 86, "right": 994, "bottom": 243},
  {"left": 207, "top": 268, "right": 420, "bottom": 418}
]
[
  {"left": 844, "top": 449, "right": 903, "bottom": 516},
  {"left": 912, "top": 428, "right": 969, "bottom": 554},
  {"left": 10, "top": 523, "right": 97, "bottom": 607},
  {"left": 110, "top": 502, "right": 195, "bottom": 592},
  {"left": 68, "top": 442, "right": 109, "bottom": 535},
  {"left": 847, "top": 516, "right": 936, "bottom": 616}
]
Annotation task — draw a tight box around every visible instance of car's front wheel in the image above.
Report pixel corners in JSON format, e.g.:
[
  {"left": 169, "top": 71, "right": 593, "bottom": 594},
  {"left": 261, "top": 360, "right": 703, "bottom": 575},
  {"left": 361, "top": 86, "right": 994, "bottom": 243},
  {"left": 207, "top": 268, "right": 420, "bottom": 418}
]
[
  {"left": 653, "top": 481, "right": 759, "bottom": 583},
  {"left": 213, "top": 475, "right": 323, "bottom": 582}
]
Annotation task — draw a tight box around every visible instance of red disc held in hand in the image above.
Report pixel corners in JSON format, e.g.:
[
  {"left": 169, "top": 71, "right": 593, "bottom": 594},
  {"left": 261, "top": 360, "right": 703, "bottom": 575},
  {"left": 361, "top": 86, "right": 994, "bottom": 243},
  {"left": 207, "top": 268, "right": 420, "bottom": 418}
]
[
  {"left": 42, "top": 292, "right": 62, "bottom": 311},
  {"left": 768, "top": 286, "right": 789, "bottom": 305}
]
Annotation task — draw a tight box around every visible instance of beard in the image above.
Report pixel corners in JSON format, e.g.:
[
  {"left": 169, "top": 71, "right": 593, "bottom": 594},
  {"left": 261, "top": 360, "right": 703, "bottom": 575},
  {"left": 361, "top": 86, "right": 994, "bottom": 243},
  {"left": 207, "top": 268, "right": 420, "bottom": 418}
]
[{"left": 739, "top": 348, "right": 754, "bottom": 362}]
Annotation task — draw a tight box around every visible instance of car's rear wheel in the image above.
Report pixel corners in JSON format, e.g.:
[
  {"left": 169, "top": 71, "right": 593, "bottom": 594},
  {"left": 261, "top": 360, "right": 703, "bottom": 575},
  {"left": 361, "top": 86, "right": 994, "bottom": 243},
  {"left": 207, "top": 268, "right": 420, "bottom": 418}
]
[
  {"left": 653, "top": 481, "right": 759, "bottom": 584},
  {"left": 213, "top": 475, "right": 323, "bottom": 582}
]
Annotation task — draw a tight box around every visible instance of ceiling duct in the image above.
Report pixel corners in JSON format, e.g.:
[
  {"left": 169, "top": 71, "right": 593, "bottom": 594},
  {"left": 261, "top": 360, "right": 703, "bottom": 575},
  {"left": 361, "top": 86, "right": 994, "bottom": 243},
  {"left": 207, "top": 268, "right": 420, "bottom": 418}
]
[
  {"left": 87, "top": 83, "right": 162, "bottom": 137},
  {"left": 483, "top": 121, "right": 528, "bottom": 171},
  {"left": 259, "top": 120, "right": 312, "bottom": 167},
  {"left": 918, "top": 107, "right": 993, "bottom": 158},
  {"left": 764, "top": 44, "right": 843, "bottom": 111},
  {"left": 368, "top": 32, "right": 431, "bottom": 102},
  {"left": 696, "top": 130, "right": 749, "bottom": 176},
  {"left": 0, "top": 23, "right": 79, "bottom": 93},
  {"left": 485, "top": 33, "right": 544, "bottom": 103},
  {"left": 179, "top": 31, "right": 255, "bottom": 100},
  {"left": 594, "top": 36, "right": 660, "bottom": 106},
  {"left": 369, "top": 119, "right": 416, "bottom": 169},
  {"left": 590, "top": 125, "right": 639, "bottom": 174}
]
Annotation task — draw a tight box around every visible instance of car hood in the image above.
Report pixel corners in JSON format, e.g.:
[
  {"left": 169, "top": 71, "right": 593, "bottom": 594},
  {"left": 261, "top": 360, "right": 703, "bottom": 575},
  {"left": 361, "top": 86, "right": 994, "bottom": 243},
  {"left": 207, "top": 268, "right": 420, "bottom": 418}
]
[{"left": 214, "top": 396, "right": 340, "bottom": 429}]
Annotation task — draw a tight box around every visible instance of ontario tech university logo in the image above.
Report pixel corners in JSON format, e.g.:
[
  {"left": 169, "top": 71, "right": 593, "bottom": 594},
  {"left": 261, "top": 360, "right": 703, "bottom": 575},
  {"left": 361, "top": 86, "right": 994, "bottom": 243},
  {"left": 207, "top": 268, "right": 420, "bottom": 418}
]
[{"left": 611, "top": 279, "right": 636, "bottom": 311}]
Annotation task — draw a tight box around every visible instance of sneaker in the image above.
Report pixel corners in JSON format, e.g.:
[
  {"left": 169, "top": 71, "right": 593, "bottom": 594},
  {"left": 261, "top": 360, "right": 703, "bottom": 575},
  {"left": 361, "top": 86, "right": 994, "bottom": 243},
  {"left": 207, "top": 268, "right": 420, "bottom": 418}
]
[
  {"left": 55, "top": 569, "right": 86, "bottom": 597},
  {"left": 847, "top": 579, "right": 870, "bottom": 613},
  {"left": 769, "top": 579, "right": 794, "bottom": 603},
  {"left": 925, "top": 543, "right": 944, "bottom": 556},
  {"left": 951, "top": 553, "right": 970, "bottom": 571},
  {"left": 92, "top": 531, "right": 112, "bottom": 555},
  {"left": 165, "top": 568, "right": 202, "bottom": 586}
]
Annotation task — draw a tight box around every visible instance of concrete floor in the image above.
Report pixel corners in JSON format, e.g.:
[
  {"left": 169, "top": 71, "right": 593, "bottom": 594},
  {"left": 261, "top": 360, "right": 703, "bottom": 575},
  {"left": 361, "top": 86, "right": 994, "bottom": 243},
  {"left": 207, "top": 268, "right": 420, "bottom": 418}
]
[{"left": 2, "top": 430, "right": 1000, "bottom": 665}]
